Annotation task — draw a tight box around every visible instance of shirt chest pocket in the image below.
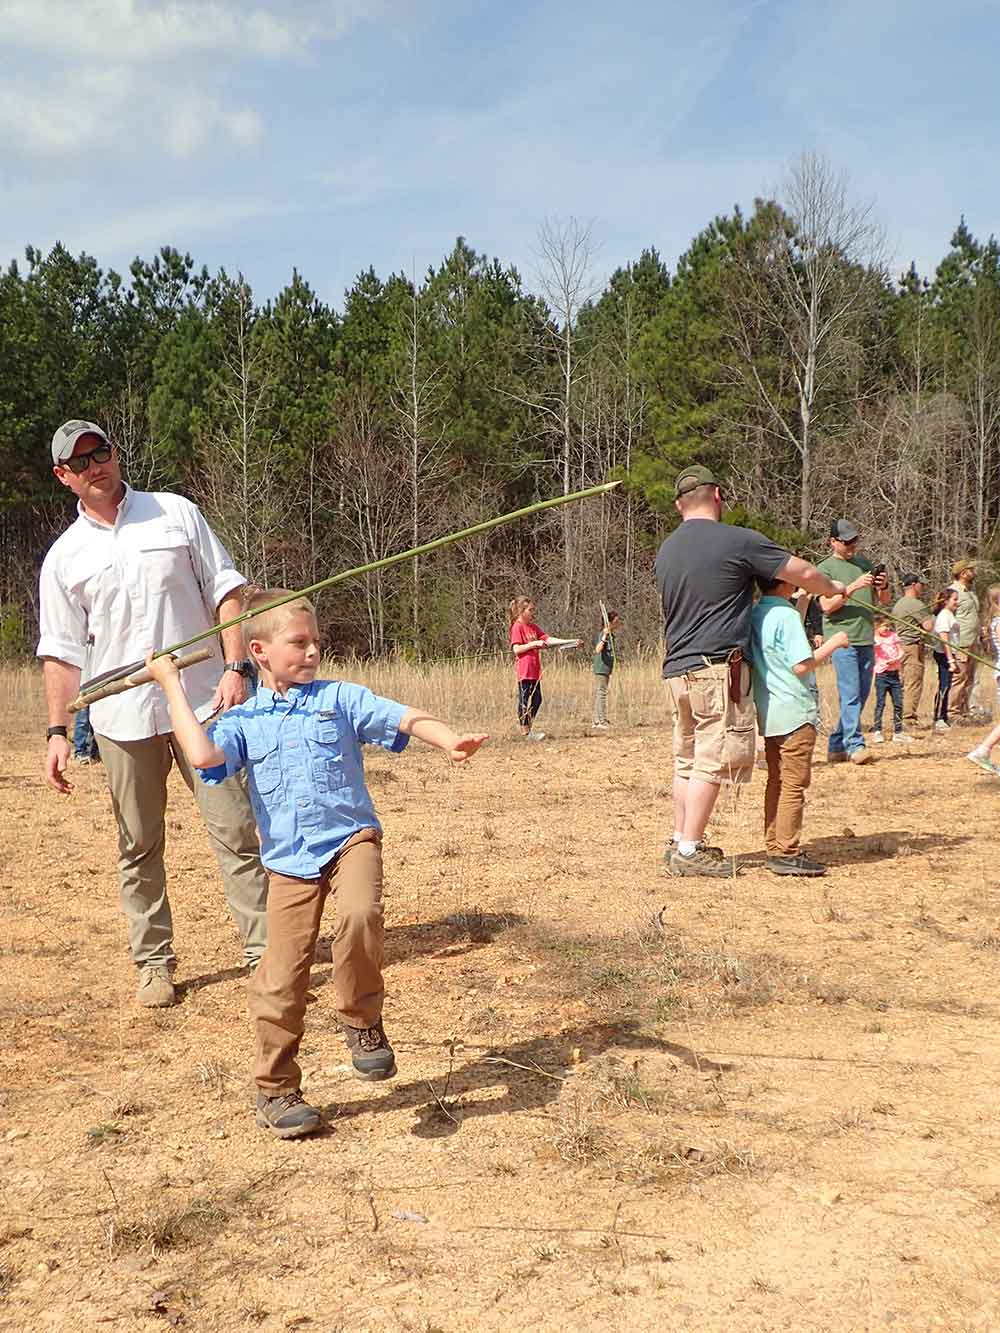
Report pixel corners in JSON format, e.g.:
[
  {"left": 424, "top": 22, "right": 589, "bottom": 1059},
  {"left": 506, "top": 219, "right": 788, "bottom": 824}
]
[
  {"left": 131, "top": 529, "right": 196, "bottom": 597},
  {"left": 64, "top": 548, "right": 116, "bottom": 611},
  {"left": 247, "top": 740, "right": 283, "bottom": 797},
  {"left": 306, "top": 714, "right": 348, "bottom": 791}
]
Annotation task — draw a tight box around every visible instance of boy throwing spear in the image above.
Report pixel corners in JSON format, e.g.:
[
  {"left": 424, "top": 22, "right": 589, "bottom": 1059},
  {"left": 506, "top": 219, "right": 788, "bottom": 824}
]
[{"left": 146, "top": 589, "right": 488, "bottom": 1139}]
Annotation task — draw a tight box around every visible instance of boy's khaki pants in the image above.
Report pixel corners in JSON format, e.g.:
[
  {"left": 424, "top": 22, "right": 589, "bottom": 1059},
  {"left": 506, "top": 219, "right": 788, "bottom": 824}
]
[
  {"left": 900, "top": 643, "right": 924, "bottom": 725},
  {"left": 250, "top": 828, "right": 385, "bottom": 1095},
  {"left": 763, "top": 724, "right": 816, "bottom": 856}
]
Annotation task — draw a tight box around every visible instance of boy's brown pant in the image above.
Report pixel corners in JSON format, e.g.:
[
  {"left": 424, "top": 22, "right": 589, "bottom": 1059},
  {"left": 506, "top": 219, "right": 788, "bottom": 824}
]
[
  {"left": 763, "top": 724, "right": 816, "bottom": 856},
  {"left": 250, "top": 828, "right": 385, "bottom": 1095}
]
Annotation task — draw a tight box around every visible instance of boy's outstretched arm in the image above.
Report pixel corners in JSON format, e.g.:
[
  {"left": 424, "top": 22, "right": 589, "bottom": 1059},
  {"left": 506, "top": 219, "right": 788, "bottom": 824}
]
[
  {"left": 399, "top": 708, "right": 489, "bottom": 763},
  {"left": 144, "top": 651, "right": 227, "bottom": 769},
  {"left": 791, "top": 630, "right": 850, "bottom": 677}
]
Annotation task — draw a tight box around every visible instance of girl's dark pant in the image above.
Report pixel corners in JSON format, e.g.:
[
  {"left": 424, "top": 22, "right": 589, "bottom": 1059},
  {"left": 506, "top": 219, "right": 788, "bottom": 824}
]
[{"left": 517, "top": 679, "right": 542, "bottom": 729}]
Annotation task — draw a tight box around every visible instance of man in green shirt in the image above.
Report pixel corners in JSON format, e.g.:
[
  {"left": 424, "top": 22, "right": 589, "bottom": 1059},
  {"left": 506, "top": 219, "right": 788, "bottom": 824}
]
[
  {"left": 892, "top": 574, "right": 933, "bottom": 727},
  {"left": 816, "top": 519, "right": 891, "bottom": 764}
]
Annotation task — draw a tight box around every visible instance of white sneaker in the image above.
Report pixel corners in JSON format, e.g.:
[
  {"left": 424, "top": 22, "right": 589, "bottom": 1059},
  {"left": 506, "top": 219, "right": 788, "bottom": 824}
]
[
  {"left": 892, "top": 733, "right": 914, "bottom": 744},
  {"left": 526, "top": 730, "right": 546, "bottom": 742},
  {"left": 966, "top": 750, "right": 1000, "bottom": 775},
  {"left": 592, "top": 721, "right": 609, "bottom": 730},
  {"left": 934, "top": 719, "right": 951, "bottom": 732},
  {"left": 870, "top": 732, "right": 884, "bottom": 745}
]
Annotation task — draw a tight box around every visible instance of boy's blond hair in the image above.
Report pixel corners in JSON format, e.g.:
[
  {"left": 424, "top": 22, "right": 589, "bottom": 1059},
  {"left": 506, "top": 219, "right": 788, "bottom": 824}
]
[{"left": 242, "top": 587, "right": 317, "bottom": 652}]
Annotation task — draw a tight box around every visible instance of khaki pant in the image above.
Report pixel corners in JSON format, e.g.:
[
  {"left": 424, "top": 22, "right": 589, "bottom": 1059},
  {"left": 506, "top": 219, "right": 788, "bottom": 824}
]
[
  {"left": 763, "top": 724, "right": 816, "bottom": 856},
  {"left": 98, "top": 732, "right": 268, "bottom": 970},
  {"left": 593, "top": 675, "right": 610, "bottom": 724},
  {"left": 900, "top": 643, "right": 925, "bottom": 725},
  {"left": 250, "top": 828, "right": 384, "bottom": 1094},
  {"left": 666, "top": 660, "right": 756, "bottom": 785},
  {"left": 950, "top": 652, "right": 977, "bottom": 716}
]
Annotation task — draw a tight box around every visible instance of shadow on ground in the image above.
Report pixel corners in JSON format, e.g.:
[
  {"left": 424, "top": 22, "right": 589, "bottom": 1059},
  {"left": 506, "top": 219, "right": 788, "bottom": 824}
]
[{"left": 322, "top": 1019, "right": 729, "bottom": 1139}]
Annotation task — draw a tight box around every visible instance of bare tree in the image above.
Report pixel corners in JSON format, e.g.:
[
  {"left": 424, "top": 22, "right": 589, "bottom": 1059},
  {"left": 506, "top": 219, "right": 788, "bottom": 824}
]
[
  {"left": 103, "top": 369, "right": 164, "bottom": 492},
  {"left": 724, "top": 154, "right": 888, "bottom": 527},
  {"left": 516, "top": 217, "right": 602, "bottom": 611},
  {"left": 391, "top": 278, "right": 449, "bottom": 647},
  {"left": 193, "top": 278, "right": 290, "bottom": 584},
  {"left": 323, "top": 387, "right": 410, "bottom": 656}
]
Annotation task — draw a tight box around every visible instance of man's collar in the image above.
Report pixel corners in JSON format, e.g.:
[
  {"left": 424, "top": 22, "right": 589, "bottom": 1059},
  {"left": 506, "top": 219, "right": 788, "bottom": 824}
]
[{"left": 77, "top": 482, "right": 131, "bottom": 528}]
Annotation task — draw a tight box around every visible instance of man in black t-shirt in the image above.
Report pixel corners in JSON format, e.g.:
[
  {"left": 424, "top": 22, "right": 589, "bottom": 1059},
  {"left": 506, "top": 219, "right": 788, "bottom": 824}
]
[{"left": 655, "top": 466, "right": 845, "bottom": 877}]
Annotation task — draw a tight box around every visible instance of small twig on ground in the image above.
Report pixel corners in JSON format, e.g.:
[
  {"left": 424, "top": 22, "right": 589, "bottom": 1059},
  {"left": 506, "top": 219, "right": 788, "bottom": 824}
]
[
  {"left": 481, "top": 1056, "right": 567, "bottom": 1082},
  {"left": 100, "top": 1168, "right": 119, "bottom": 1208}
]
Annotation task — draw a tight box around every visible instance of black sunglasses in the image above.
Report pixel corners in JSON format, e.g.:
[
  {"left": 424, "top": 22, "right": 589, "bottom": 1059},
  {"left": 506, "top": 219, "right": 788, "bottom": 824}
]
[{"left": 62, "top": 442, "right": 112, "bottom": 474}]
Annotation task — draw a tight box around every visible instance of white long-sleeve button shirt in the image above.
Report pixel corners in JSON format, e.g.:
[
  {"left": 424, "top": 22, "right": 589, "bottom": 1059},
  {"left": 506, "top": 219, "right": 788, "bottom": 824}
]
[{"left": 37, "top": 487, "right": 246, "bottom": 741}]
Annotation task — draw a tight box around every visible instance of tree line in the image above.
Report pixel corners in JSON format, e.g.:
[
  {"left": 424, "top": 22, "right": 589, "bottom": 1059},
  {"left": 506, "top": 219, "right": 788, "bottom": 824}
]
[{"left": 2, "top": 154, "right": 998, "bottom": 660}]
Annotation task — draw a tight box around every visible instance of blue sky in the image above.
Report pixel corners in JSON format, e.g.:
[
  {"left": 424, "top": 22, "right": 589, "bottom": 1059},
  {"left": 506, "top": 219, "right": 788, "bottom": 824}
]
[{"left": 1, "top": 0, "right": 994, "bottom": 308}]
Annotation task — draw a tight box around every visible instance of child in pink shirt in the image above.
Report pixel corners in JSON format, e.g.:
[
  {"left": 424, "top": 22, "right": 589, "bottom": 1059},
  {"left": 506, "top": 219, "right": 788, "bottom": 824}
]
[
  {"left": 508, "top": 596, "right": 581, "bottom": 740},
  {"left": 870, "top": 616, "right": 910, "bottom": 744}
]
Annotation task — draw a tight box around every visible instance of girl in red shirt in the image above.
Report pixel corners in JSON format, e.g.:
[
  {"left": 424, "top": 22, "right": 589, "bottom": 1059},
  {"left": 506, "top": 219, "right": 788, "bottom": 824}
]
[{"left": 508, "top": 597, "right": 581, "bottom": 740}]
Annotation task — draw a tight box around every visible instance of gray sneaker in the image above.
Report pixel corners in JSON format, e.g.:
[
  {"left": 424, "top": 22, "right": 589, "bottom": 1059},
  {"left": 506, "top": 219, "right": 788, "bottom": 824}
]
[
  {"left": 666, "top": 837, "right": 724, "bottom": 862},
  {"left": 767, "top": 852, "right": 827, "bottom": 877},
  {"left": 668, "top": 847, "right": 738, "bottom": 878},
  {"left": 343, "top": 1019, "right": 397, "bottom": 1080},
  {"left": 255, "top": 1090, "right": 323, "bottom": 1139},
  {"left": 136, "top": 965, "right": 176, "bottom": 1008}
]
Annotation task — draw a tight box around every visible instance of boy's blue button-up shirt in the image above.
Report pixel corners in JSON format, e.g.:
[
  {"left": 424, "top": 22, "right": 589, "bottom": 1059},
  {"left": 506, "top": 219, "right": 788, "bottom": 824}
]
[{"left": 198, "top": 678, "right": 409, "bottom": 877}]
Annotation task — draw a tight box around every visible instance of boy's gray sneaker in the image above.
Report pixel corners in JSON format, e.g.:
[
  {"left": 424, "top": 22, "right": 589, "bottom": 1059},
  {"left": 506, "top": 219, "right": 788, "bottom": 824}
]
[
  {"left": 136, "top": 965, "right": 176, "bottom": 1008},
  {"left": 668, "top": 848, "right": 737, "bottom": 878},
  {"left": 255, "top": 1090, "right": 323, "bottom": 1139},
  {"left": 343, "top": 1019, "right": 397, "bottom": 1081},
  {"left": 767, "top": 852, "right": 827, "bottom": 877}
]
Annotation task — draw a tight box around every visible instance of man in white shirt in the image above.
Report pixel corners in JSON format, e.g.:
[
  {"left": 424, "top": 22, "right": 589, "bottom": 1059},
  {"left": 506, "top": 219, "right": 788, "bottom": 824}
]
[{"left": 38, "top": 420, "right": 268, "bottom": 1008}]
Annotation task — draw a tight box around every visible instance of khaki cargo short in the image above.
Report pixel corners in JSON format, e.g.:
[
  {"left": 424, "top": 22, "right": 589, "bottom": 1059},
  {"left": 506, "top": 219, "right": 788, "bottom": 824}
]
[{"left": 666, "top": 660, "right": 756, "bottom": 785}]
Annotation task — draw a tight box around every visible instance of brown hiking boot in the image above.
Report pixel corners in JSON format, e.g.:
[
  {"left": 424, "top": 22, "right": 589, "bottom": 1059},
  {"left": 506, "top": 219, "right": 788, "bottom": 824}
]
[
  {"left": 255, "top": 1090, "right": 323, "bottom": 1140},
  {"left": 136, "top": 965, "right": 176, "bottom": 1008},
  {"left": 343, "top": 1019, "right": 397, "bottom": 1081},
  {"left": 668, "top": 847, "right": 738, "bottom": 878}
]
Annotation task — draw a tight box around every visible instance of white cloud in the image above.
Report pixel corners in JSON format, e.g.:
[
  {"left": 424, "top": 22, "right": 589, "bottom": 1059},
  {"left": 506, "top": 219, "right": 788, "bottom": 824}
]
[
  {"left": 0, "top": 0, "right": 368, "bottom": 62},
  {"left": 0, "top": 1, "right": 380, "bottom": 163}
]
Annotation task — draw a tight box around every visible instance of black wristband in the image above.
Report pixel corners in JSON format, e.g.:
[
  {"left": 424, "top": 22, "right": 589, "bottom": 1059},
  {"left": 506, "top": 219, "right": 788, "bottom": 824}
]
[{"left": 46, "top": 725, "right": 68, "bottom": 740}]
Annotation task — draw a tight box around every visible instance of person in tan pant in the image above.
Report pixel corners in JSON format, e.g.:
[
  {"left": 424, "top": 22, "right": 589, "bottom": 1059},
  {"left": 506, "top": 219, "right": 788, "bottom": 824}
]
[
  {"left": 892, "top": 574, "right": 934, "bottom": 728},
  {"left": 751, "top": 574, "right": 849, "bottom": 876},
  {"left": 145, "top": 589, "right": 488, "bottom": 1140}
]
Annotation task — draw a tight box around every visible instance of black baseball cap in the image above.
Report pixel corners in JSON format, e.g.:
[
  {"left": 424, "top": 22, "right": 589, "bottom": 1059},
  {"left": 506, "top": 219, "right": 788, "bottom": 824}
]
[
  {"left": 901, "top": 572, "right": 924, "bottom": 588},
  {"left": 830, "top": 518, "right": 860, "bottom": 541},
  {"left": 674, "top": 465, "right": 722, "bottom": 499}
]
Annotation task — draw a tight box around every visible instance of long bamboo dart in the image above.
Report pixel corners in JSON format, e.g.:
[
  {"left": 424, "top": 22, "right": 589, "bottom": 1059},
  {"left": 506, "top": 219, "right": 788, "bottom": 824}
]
[
  {"left": 844, "top": 592, "right": 996, "bottom": 672},
  {"left": 72, "top": 480, "right": 622, "bottom": 707},
  {"left": 68, "top": 649, "right": 215, "bottom": 714}
]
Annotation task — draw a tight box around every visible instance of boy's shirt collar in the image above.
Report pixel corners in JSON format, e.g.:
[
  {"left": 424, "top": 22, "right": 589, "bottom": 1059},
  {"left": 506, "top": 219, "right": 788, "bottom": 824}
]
[{"left": 254, "top": 680, "right": 319, "bottom": 710}]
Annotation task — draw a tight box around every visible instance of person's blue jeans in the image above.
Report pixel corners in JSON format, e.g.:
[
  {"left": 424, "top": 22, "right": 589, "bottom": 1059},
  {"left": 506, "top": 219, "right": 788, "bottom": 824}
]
[
  {"left": 72, "top": 706, "right": 99, "bottom": 761},
  {"left": 828, "top": 644, "right": 875, "bottom": 757},
  {"left": 872, "top": 670, "right": 903, "bottom": 734}
]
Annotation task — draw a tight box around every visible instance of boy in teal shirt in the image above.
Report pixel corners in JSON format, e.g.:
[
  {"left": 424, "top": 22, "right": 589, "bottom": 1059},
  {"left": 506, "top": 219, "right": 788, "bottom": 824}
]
[{"left": 751, "top": 575, "right": 848, "bottom": 876}]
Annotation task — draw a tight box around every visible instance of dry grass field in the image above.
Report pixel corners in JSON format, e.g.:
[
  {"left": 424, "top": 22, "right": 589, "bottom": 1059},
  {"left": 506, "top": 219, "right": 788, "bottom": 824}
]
[{"left": 2, "top": 654, "right": 1000, "bottom": 1331}]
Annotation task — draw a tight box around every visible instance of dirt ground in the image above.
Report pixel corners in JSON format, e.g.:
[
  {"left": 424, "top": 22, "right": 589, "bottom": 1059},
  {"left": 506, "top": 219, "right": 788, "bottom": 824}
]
[{"left": 2, "top": 660, "right": 1000, "bottom": 1332}]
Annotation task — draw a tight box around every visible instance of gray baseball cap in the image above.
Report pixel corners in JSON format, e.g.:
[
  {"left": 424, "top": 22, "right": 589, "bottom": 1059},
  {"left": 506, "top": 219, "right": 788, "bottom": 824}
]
[{"left": 51, "top": 419, "right": 109, "bottom": 465}]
